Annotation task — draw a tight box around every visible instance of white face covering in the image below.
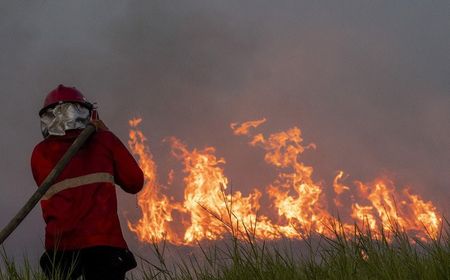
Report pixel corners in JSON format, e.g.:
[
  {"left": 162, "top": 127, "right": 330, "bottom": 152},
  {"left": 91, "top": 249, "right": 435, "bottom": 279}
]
[{"left": 40, "top": 103, "right": 90, "bottom": 137}]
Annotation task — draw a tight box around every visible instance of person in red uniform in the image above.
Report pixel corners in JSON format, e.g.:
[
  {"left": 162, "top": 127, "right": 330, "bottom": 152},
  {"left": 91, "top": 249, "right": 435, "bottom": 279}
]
[{"left": 31, "top": 85, "right": 144, "bottom": 280}]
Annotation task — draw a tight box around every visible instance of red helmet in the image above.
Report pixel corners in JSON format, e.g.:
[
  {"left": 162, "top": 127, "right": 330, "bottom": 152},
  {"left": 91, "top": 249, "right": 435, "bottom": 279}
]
[{"left": 39, "top": 84, "right": 93, "bottom": 116}]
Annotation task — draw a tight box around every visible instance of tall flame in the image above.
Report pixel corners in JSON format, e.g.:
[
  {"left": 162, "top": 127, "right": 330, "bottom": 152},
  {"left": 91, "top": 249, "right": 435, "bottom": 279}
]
[
  {"left": 127, "top": 118, "right": 443, "bottom": 244},
  {"left": 127, "top": 118, "right": 181, "bottom": 244}
]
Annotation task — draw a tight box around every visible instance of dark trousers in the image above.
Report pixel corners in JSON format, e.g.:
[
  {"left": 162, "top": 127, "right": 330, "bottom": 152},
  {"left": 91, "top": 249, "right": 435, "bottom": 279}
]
[{"left": 40, "top": 246, "right": 137, "bottom": 280}]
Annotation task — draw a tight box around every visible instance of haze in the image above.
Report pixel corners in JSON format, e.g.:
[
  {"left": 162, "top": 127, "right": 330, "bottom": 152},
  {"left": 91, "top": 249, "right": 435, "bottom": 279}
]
[{"left": 0, "top": 0, "right": 448, "bottom": 260}]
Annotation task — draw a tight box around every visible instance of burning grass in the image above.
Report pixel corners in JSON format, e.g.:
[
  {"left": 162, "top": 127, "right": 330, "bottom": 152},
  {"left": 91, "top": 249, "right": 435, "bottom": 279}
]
[
  {"left": 134, "top": 218, "right": 450, "bottom": 280},
  {"left": 1, "top": 215, "right": 449, "bottom": 279},
  {"left": 127, "top": 118, "right": 443, "bottom": 245},
  {"left": 121, "top": 118, "right": 449, "bottom": 279},
  {"left": 2, "top": 118, "right": 447, "bottom": 279}
]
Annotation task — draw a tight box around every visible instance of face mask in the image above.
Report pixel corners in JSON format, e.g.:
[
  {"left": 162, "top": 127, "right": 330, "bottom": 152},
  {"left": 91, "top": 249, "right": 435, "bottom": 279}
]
[{"left": 40, "top": 103, "right": 90, "bottom": 138}]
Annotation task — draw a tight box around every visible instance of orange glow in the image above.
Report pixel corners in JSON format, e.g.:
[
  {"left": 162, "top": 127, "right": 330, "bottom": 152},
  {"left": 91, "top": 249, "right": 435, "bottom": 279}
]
[
  {"left": 127, "top": 118, "right": 442, "bottom": 244},
  {"left": 333, "top": 171, "right": 350, "bottom": 207},
  {"left": 351, "top": 203, "right": 377, "bottom": 231},
  {"left": 404, "top": 189, "right": 441, "bottom": 239},
  {"left": 127, "top": 118, "right": 182, "bottom": 244},
  {"left": 333, "top": 171, "right": 350, "bottom": 195},
  {"left": 230, "top": 118, "right": 266, "bottom": 135}
]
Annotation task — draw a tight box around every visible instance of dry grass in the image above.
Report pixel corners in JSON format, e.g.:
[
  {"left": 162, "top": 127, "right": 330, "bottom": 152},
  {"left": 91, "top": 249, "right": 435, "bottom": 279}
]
[{"left": 1, "top": 215, "right": 449, "bottom": 280}]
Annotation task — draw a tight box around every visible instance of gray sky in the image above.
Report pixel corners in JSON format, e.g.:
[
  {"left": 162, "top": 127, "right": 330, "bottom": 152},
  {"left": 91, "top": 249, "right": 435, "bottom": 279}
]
[{"left": 0, "top": 0, "right": 449, "bottom": 260}]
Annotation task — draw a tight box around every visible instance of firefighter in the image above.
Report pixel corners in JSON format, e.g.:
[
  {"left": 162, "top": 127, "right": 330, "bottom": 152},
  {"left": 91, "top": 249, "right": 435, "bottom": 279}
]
[{"left": 31, "top": 85, "right": 144, "bottom": 280}]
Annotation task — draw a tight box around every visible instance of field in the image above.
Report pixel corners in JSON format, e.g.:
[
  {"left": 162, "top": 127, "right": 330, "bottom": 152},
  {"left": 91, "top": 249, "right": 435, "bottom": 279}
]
[{"left": 1, "top": 220, "right": 449, "bottom": 280}]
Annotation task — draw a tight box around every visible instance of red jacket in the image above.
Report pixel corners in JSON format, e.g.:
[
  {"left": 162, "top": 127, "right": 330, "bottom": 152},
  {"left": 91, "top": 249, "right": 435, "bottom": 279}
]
[{"left": 31, "top": 129, "right": 144, "bottom": 251}]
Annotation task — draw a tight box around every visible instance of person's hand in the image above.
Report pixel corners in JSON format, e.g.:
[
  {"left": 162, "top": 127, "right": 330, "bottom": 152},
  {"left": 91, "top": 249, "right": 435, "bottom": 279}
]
[{"left": 90, "top": 119, "right": 109, "bottom": 131}]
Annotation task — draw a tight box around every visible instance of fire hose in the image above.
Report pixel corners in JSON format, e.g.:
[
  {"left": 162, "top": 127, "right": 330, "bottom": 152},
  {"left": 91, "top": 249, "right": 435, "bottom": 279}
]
[{"left": 0, "top": 124, "right": 97, "bottom": 246}]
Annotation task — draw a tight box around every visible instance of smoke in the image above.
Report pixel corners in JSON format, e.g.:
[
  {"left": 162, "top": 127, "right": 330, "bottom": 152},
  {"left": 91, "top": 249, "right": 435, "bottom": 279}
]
[{"left": 0, "top": 0, "right": 448, "bottom": 260}]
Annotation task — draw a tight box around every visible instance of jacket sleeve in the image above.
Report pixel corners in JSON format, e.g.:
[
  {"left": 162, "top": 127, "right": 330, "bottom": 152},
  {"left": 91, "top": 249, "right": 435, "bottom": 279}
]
[
  {"left": 30, "top": 145, "right": 42, "bottom": 186},
  {"left": 107, "top": 132, "right": 144, "bottom": 194},
  {"left": 30, "top": 143, "right": 51, "bottom": 187}
]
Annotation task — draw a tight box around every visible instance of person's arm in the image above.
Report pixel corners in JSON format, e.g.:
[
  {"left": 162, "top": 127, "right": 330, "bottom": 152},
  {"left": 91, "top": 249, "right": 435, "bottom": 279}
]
[
  {"left": 107, "top": 131, "right": 144, "bottom": 194},
  {"left": 30, "top": 143, "right": 50, "bottom": 186}
]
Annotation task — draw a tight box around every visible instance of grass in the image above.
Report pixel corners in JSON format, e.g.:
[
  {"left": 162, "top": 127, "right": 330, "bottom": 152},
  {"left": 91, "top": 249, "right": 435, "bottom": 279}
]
[
  {"left": 0, "top": 247, "right": 44, "bottom": 280},
  {"left": 135, "top": 219, "right": 450, "bottom": 280},
  {"left": 1, "top": 220, "right": 449, "bottom": 280},
  {"left": 0, "top": 247, "right": 78, "bottom": 280}
]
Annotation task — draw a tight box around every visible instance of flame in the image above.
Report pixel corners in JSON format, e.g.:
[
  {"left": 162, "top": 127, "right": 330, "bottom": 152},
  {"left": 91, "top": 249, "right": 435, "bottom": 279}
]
[
  {"left": 127, "top": 118, "right": 443, "bottom": 244},
  {"left": 230, "top": 118, "right": 266, "bottom": 135},
  {"left": 333, "top": 171, "right": 350, "bottom": 195},
  {"left": 333, "top": 171, "right": 350, "bottom": 207},
  {"left": 168, "top": 137, "right": 281, "bottom": 242},
  {"left": 244, "top": 125, "right": 332, "bottom": 236},
  {"left": 127, "top": 118, "right": 181, "bottom": 244},
  {"left": 404, "top": 189, "right": 441, "bottom": 238},
  {"left": 351, "top": 203, "right": 377, "bottom": 231}
]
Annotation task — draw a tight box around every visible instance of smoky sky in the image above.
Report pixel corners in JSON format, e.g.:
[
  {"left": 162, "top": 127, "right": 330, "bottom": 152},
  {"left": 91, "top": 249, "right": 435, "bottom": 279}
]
[{"left": 0, "top": 0, "right": 448, "bottom": 260}]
